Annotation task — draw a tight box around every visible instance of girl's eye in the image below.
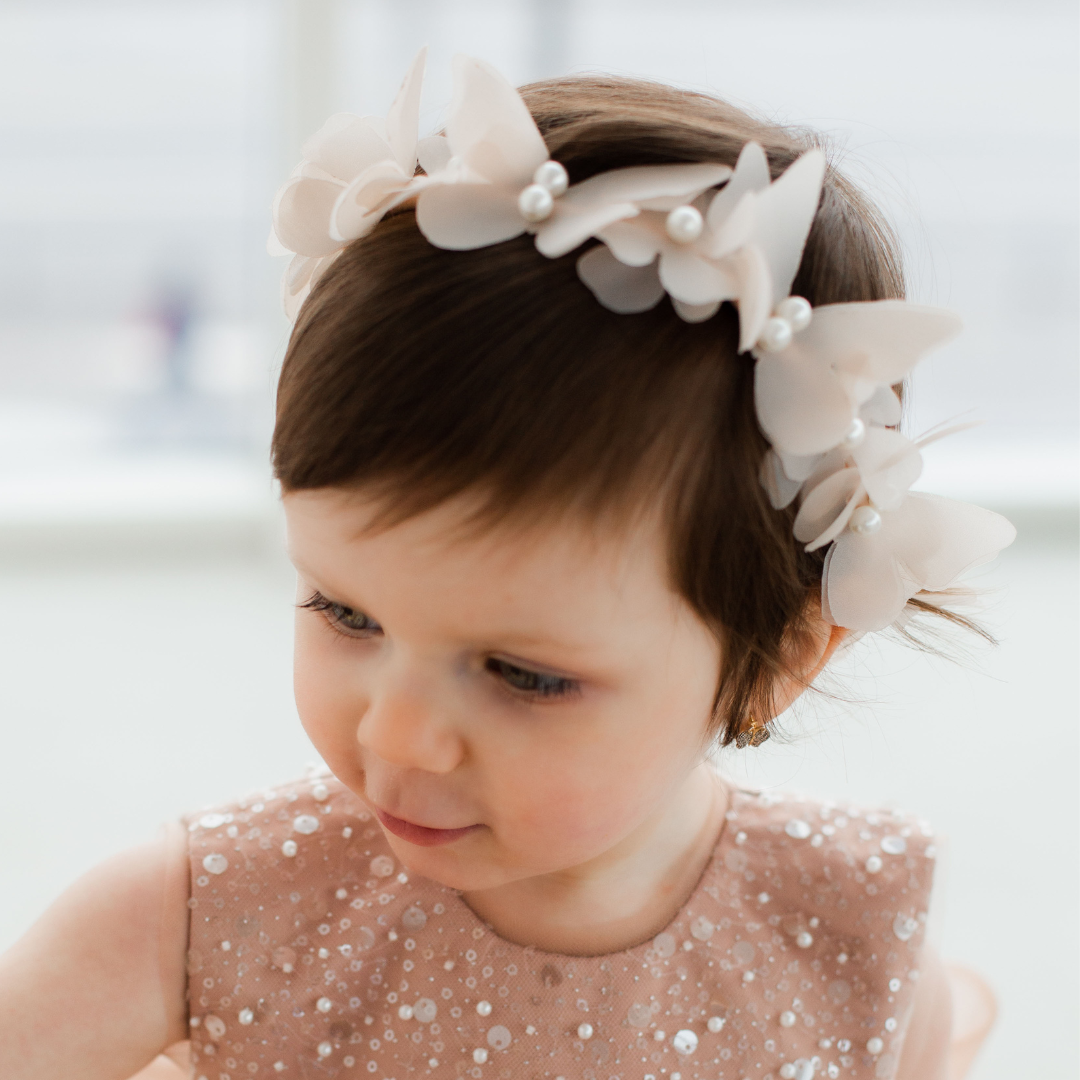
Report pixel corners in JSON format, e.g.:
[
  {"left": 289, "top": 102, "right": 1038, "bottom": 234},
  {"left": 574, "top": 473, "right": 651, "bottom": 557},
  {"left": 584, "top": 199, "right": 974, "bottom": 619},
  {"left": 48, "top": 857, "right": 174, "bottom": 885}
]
[
  {"left": 485, "top": 658, "right": 579, "bottom": 700},
  {"left": 300, "top": 591, "right": 382, "bottom": 636}
]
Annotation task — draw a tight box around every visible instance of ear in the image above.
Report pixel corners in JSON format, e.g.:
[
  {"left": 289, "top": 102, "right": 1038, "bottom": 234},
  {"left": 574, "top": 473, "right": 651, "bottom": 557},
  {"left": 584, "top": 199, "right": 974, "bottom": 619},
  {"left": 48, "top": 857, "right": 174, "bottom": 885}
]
[{"left": 768, "top": 607, "right": 848, "bottom": 719}]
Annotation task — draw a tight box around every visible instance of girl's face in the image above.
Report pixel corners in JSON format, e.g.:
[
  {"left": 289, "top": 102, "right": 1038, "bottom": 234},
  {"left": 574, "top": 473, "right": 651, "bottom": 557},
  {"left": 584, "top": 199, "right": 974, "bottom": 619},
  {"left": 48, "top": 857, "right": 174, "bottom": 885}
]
[{"left": 285, "top": 488, "right": 723, "bottom": 893}]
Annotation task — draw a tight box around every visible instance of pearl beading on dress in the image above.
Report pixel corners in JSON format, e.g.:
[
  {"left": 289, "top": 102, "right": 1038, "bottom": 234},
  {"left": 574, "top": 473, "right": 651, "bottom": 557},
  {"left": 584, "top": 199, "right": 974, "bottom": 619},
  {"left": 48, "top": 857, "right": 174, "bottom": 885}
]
[{"left": 185, "top": 773, "right": 936, "bottom": 1080}]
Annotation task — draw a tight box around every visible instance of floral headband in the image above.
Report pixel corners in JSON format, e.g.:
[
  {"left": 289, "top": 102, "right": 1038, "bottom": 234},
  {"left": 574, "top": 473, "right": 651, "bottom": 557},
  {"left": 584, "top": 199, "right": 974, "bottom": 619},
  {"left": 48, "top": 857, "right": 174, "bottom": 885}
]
[{"left": 269, "top": 49, "right": 1016, "bottom": 634}]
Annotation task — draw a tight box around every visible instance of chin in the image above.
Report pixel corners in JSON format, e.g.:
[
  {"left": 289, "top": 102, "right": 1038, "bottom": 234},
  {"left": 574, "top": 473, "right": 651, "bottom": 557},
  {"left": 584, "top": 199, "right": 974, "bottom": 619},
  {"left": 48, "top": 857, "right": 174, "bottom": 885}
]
[{"left": 378, "top": 828, "right": 527, "bottom": 893}]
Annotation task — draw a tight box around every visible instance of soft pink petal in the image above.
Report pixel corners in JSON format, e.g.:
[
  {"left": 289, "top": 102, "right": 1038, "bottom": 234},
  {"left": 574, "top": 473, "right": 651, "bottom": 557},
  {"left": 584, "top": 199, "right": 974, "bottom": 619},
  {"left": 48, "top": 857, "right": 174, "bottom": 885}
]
[
  {"left": 329, "top": 162, "right": 410, "bottom": 241},
  {"left": 796, "top": 302, "right": 963, "bottom": 386},
  {"left": 706, "top": 141, "right": 770, "bottom": 228},
  {"left": 284, "top": 252, "right": 318, "bottom": 295},
  {"left": 671, "top": 298, "right": 720, "bottom": 323},
  {"left": 535, "top": 164, "right": 729, "bottom": 258},
  {"left": 595, "top": 218, "right": 665, "bottom": 267},
  {"left": 267, "top": 228, "right": 291, "bottom": 257},
  {"left": 705, "top": 190, "right": 757, "bottom": 259},
  {"left": 733, "top": 244, "right": 773, "bottom": 352},
  {"left": 577, "top": 246, "right": 665, "bottom": 313},
  {"left": 417, "top": 135, "right": 451, "bottom": 175},
  {"left": 824, "top": 528, "right": 910, "bottom": 631},
  {"left": 659, "top": 247, "right": 733, "bottom": 305},
  {"left": 760, "top": 449, "right": 804, "bottom": 509},
  {"left": 793, "top": 468, "right": 862, "bottom": 549},
  {"left": 777, "top": 448, "right": 825, "bottom": 483},
  {"left": 851, "top": 428, "right": 923, "bottom": 511},
  {"left": 386, "top": 47, "right": 425, "bottom": 174},
  {"left": 824, "top": 493, "right": 1015, "bottom": 631},
  {"left": 302, "top": 114, "right": 395, "bottom": 183},
  {"left": 535, "top": 201, "right": 641, "bottom": 258},
  {"left": 887, "top": 493, "right": 1017, "bottom": 591},
  {"left": 861, "top": 383, "right": 902, "bottom": 426},
  {"left": 564, "top": 163, "right": 731, "bottom": 210},
  {"left": 294, "top": 160, "right": 341, "bottom": 183},
  {"left": 754, "top": 349, "right": 855, "bottom": 456},
  {"left": 752, "top": 149, "right": 826, "bottom": 302},
  {"left": 752, "top": 302, "right": 955, "bottom": 456},
  {"left": 820, "top": 545, "right": 839, "bottom": 624},
  {"left": 448, "top": 55, "right": 548, "bottom": 184},
  {"left": 415, "top": 183, "right": 524, "bottom": 250},
  {"left": 272, "top": 175, "right": 346, "bottom": 257},
  {"left": 282, "top": 252, "right": 338, "bottom": 320}
]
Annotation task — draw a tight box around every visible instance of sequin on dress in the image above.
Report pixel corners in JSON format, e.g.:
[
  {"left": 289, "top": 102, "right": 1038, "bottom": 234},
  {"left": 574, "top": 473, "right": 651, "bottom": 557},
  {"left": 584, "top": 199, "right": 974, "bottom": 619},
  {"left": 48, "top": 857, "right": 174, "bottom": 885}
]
[{"left": 184, "top": 773, "right": 935, "bottom": 1080}]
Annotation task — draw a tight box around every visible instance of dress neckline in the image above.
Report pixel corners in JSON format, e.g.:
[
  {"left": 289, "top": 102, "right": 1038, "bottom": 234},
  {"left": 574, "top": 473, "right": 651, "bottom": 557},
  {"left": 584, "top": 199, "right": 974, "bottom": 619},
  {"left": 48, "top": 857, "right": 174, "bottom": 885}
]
[{"left": 441, "top": 779, "right": 742, "bottom": 961}]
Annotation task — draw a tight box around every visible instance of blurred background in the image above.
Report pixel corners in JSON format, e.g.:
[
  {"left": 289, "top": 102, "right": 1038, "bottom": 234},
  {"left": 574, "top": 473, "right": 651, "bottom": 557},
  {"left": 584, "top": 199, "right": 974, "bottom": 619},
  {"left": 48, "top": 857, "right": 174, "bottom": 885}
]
[{"left": 0, "top": 1, "right": 1075, "bottom": 1078}]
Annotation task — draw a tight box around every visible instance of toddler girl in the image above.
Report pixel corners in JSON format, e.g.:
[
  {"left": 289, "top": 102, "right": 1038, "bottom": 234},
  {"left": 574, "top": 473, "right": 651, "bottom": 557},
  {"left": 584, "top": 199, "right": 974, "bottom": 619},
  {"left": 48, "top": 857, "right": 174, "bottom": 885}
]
[{"left": 0, "top": 53, "right": 1012, "bottom": 1080}]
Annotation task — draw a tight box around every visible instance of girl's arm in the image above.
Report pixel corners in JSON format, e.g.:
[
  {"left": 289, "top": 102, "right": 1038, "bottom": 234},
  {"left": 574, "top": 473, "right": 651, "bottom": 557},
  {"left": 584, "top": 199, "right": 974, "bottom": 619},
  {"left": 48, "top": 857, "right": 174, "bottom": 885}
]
[
  {"left": 897, "top": 947, "right": 997, "bottom": 1080},
  {"left": 0, "top": 823, "right": 190, "bottom": 1080}
]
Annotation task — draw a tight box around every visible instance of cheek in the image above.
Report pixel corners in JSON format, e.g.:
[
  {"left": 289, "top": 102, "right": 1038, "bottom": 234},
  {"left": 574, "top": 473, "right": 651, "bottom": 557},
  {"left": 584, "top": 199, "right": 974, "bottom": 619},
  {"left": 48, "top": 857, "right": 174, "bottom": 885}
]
[
  {"left": 293, "top": 617, "right": 365, "bottom": 754},
  {"left": 487, "top": 701, "right": 700, "bottom": 858}
]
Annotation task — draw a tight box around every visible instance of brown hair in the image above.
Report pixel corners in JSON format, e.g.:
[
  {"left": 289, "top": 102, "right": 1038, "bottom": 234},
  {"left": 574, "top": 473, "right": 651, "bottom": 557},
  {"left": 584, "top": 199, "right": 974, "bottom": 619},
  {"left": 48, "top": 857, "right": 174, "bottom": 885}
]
[{"left": 272, "top": 76, "right": 914, "bottom": 745}]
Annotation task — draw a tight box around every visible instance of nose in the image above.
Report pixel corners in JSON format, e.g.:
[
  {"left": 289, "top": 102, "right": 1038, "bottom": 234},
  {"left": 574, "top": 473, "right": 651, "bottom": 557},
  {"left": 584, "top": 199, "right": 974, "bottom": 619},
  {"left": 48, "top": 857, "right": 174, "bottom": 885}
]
[{"left": 356, "top": 665, "right": 465, "bottom": 775}]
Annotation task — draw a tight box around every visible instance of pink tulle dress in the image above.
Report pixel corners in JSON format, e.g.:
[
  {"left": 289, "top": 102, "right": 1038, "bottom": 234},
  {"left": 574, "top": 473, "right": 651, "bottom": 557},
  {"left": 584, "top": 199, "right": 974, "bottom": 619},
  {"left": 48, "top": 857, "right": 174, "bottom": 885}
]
[{"left": 184, "top": 774, "right": 935, "bottom": 1080}]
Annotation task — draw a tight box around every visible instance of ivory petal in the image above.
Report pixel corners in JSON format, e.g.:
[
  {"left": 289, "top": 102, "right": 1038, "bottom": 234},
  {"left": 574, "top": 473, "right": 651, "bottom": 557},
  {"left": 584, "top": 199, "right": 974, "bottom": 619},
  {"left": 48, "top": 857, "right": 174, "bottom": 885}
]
[
  {"left": 576, "top": 247, "right": 665, "bottom": 313},
  {"left": 415, "top": 183, "right": 525, "bottom": 250}
]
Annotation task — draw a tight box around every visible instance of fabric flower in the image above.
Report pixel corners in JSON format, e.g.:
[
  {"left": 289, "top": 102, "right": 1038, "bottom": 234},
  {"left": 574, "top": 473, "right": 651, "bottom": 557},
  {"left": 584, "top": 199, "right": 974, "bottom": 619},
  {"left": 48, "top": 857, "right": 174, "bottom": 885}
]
[
  {"left": 415, "top": 55, "right": 732, "bottom": 257},
  {"left": 269, "top": 47, "right": 428, "bottom": 318},
  {"left": 414, "top": 55, "right": 553, "bottom": 249},
  {"left": 753, "top": 301, "right": 963, "bottom": 458},
  {"left": 577, "top": 141, "right": 825, "bottom": 342},
  {"left": 820, "top": 493, "right": 1016, "bottom": 631},
  {"left": 792, "top": 427, "right": 924, "bottom": 551},
  {"left": 265, "top": 49, "right": 1017, "bottom": 637}
]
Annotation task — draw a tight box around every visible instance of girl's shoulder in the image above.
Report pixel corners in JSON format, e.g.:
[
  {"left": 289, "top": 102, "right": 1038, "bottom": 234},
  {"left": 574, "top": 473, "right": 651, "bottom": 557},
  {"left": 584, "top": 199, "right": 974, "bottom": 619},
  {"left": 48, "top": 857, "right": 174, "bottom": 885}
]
[{"left": 714, "top": 783, "right": 938, "bottom": 946}]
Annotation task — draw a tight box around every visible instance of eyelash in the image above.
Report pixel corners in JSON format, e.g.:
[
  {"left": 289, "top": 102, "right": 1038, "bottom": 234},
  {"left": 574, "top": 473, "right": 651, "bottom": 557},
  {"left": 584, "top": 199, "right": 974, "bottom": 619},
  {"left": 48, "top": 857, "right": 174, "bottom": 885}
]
[
  {"left": 299, "top": 591, "right": 581, "bottom": 701},
  {"left": 484, "top": 658, "right": 580, "bottom": 701},
  {"left": 300, "top": 591, "right": 382, "bottom": 636}
]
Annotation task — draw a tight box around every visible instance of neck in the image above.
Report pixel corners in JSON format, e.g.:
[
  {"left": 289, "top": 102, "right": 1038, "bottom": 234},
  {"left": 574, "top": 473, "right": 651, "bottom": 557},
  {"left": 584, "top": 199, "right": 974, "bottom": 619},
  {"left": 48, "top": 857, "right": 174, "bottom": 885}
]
[{"left": 461, "top": 761, "right": 728, "bottom": 956}]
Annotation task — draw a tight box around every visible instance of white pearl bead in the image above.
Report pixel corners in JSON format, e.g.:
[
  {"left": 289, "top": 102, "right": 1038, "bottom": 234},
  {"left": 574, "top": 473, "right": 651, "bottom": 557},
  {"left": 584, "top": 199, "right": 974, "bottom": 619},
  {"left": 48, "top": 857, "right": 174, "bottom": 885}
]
[
  {"left": 472, "top": 1048, "right": 488, "bottom": 1064},
  {"left": 758, "top": 316, "right": 793, "bottom": 352},
  {"left": 317, "top": 997, "right": 332, "bottom": 1013},
  {"left": 796, "top": 931, "right": 814, "bottom": 948},
  {"left": 867, "top": 1037, "right": 884, "bottom": 1055},
  {"left": 518, "top": 183, "right": 554, "bottom": 222},
  {"left": 780, "top": 1066, "right": 798, "bottom": 1079},
  {"left": 398, "top": 1004, "right": 413, "bottom": 1020},
  {"left": 776, "top": 295, "right": 812, "bottom": 331},
  {"left": 238, "top": 1008, "right": 254, "bottom": 1025},
  {"left": 707, "top": 1015, "right": 725, "bottom": 1033},
  {"left": 866, "top": 855, "right": 883, "bottom": 873},
  {"left": 850, "top": 505, "right": 883, "bottom": 535},
  {"left": 317, "top": 1041, "right": 333, "bottom": 1058},
  {"left": 665, "top": 205, "right": 704, "bottom": 244},
  {"left": 577, "top": 1022, "right": 594, "bottom": 1040},
  {"left": 533, "top": 159, "right": 568, "bottom": 196},
  {"left": 841, "top": 416, "right": 866, "bottom": 449},
  {"left": 476, "top": 1000, "right": 492, "bottom": 1016},
  {"left": 780, "top": 1010, "right": 797, "bottom": 1027},
  {"left": 673, "top": 1029, "right": 698, "bottom": 1055}
]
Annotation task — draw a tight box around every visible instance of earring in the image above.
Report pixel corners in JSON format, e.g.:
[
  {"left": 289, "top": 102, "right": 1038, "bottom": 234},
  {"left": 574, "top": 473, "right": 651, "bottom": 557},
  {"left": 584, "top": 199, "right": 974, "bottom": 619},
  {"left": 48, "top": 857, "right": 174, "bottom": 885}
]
[{"left": 735, "top": 716, "right": 770, "bottom": 749}]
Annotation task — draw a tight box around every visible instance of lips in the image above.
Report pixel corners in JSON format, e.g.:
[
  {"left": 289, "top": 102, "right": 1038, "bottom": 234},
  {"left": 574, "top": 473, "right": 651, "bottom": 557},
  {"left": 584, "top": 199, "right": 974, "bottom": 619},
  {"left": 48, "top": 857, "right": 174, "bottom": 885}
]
[{"left": 375, "top": 807, "right": 479, "bottom": 847}]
